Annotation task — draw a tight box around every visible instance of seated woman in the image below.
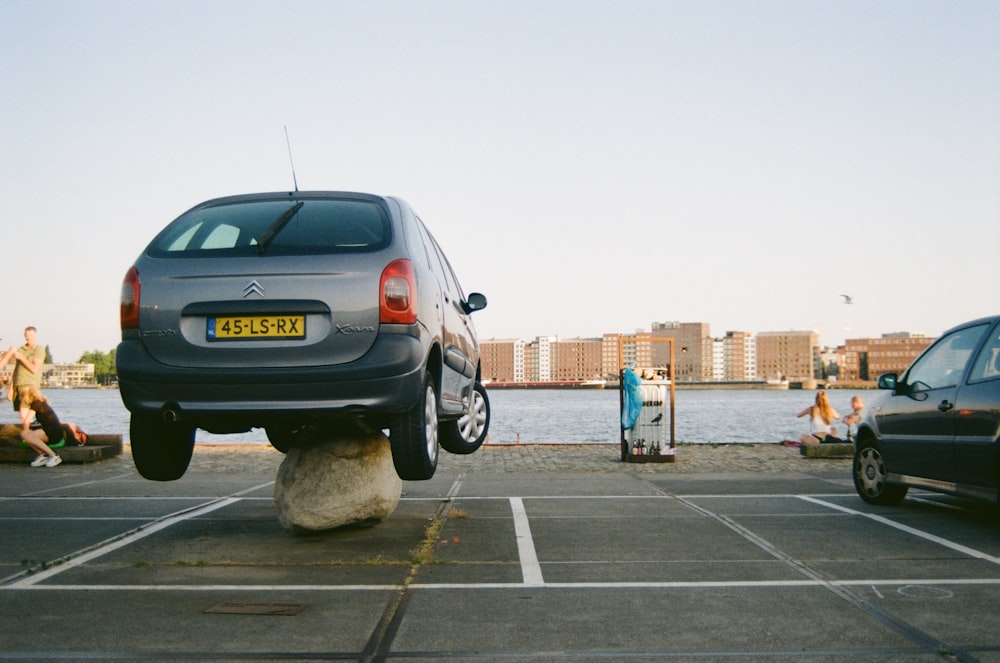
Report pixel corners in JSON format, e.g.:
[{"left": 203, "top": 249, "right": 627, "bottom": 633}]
[
  {"left": 18, "top": 385, "right": 89, "bottom": 468},
  {"left": 796, "top": 390, "right": 842, "bottom": 445}
]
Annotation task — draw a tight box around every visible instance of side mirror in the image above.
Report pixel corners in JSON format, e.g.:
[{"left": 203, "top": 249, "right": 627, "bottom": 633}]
[
  {"left": 463, "top": 292, "right": 488, "bottom": 314},
  {"left": 877, "top": 373, "right": 898, "bottom": 390}
]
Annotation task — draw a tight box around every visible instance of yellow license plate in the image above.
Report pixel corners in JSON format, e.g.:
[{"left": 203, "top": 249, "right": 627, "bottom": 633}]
[{"left": 207, "top": 316, "right": 305, "bottom": 340}]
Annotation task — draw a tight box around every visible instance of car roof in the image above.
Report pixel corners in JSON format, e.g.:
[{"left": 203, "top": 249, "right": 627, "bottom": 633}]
[{"left": 941, "top": 315, "right": 1000, "bottom": 335}]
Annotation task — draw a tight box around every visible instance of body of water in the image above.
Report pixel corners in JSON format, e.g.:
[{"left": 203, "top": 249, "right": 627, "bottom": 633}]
[{"left": 7, "top": 388, "right": 870, "bottom": 446}]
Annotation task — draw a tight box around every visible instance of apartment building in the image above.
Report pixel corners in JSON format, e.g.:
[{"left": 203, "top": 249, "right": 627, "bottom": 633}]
[
  {"left": 482, "top": 325, "right": 934, "bottom": 386},
  {"left": 721, "top": 331, "right": 756, "bottom": 381},
  {"left": 840, "top": 333, "right": 934, "bottom": 381},
  {"left": 755, "top": 330, "right": 820, "bottom": 381},
  {"left": 554, "top": 338, "right": 603, "bottom": 381},
  {"left": 479, "top": 338, "right": 524, "bottom": 382},
  {"left": 652, "top": 322, "right": 712, "bottom": 382}
]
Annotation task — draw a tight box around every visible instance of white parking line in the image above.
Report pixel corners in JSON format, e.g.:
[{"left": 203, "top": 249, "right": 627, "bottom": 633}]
[
  {"left": 6, "top": 492, "right": 1000, "bottom": 593},
  {"left": 9, "top": 497, "right": 240, "bottom": 588},
  {"left": 798, "top": 495, "right": 1000, "bottom": 565},
  {"left": 15, "top": 578, "right": 1000, "bottom": 592},
  {"left": 510, "top": 497, "right": 544, "bottom": 586}
]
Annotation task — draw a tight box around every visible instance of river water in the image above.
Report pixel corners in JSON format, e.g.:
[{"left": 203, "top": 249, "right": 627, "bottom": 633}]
[{"left": 8, "top": 388, "right": 868, "bottom": 445}]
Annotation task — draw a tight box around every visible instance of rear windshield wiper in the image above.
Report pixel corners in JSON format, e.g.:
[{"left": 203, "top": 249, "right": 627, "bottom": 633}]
[{"left": 257, "top": 202, "right": 304, "bottom": 255}]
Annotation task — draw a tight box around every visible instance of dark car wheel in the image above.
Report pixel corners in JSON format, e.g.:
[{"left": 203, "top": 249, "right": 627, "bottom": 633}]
[
  {"left": 853, "top": 441, "right": 908, "bottom": 505},
  {"left": 389, "top": 371, "right": 439, "bottom": 481},
  {"left": 441, "top": 382, "right": 490, "bottom": 454},
  {"left": 130, "top": 415, "right": 196, "bottom": 481}
]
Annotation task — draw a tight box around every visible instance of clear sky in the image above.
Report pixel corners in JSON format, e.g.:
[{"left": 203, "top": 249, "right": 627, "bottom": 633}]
[{"left": 2, "top": 0, "right": 997, "bottom": 362}]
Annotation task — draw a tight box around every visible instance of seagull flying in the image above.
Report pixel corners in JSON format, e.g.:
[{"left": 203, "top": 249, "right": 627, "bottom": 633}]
[{"left": 841, "top": 294, "right": 853, "bottom": 304}]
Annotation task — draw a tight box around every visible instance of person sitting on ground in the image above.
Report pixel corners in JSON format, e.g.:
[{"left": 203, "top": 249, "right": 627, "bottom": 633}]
[
  {"left": 796, "top": 390, "right": 842, "bottom": 445},
  {"left": 842, "top": 395, "right": 865, "bottom": 442},
  {"left": 18, "top": 385, "right": 89, "bottom": 468}
]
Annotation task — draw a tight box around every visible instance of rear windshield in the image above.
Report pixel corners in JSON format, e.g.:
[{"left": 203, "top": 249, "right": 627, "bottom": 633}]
[{"left": 146, "top": 198, "right": 391, "bottom": 257}]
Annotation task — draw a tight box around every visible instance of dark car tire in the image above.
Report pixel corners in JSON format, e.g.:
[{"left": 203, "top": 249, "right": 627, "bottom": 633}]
[
  {"left": 441, "top": 382, "right": 490, "bottom": 454},
  {"left": 130, "top": 415, "right": 196, "bottom": 481},
  {"left": 389, "top": 371, "right": 439, "bottom": 481},
  {"left": 853, "top": 441, "right": 908, "bottom": 505}
]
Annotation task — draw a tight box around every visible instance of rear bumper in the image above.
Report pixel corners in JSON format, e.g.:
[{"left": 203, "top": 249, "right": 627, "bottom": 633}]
[{"left": 116, "top": 334, "right": 428, "bottom": 428}]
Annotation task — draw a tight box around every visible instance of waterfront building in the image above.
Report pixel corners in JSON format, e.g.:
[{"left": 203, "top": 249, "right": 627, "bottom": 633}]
[
  {"left": 0, "top": 363, "right": 98, "bottom": 388},
  {"left": 479, "top": 338, "right": 524, "bottom": 383},
  {"left": 554, "top": 337, "right": 603, "bottom": 382},
  {"left": 603, "top": 331, "right": 654, "bottom": 379},
  {"left": 756, "top": 330, "right": 820, "bottom": 382},
  {"left": 721, "top": 331, "right": 756, "bottom": 381},
  {"left": 840, "top": 333, "right": 935, "bottom": 381},
  {"left": 653, "top": 321, "right": 712, "bottom": 382}
]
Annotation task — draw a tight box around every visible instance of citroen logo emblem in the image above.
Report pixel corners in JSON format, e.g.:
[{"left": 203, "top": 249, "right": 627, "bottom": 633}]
[{"left": 243, "top": 280, "right": 264, "bottom": 298}]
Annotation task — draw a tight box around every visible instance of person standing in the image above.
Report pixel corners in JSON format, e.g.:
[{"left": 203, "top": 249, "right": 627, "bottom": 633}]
[{"left": 7, "top": 326, "right": 46, "bottom": 428}]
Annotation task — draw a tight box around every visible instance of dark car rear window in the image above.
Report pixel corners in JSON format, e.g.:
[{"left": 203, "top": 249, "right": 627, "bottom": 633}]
[{"left": 146, "top": 199, "right": 391, "bottom": 257}]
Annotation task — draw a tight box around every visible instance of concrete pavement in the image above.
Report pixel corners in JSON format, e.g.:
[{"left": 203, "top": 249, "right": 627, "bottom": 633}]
[{"left": 2, "top": 443, "right": 999, "bottom": 661}]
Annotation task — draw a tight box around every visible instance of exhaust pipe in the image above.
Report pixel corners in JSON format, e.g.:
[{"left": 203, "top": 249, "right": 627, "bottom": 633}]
[{"left": 162, "top": 408, "right": 180, "bottom": 423}]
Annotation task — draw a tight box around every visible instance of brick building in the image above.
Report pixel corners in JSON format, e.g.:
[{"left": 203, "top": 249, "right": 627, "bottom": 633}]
[
  {"left": 840, "top": 333, "right": 935, "bottom": 381},
  {"left": 755, "top": 330, "right": 820, "bottom": 381}
]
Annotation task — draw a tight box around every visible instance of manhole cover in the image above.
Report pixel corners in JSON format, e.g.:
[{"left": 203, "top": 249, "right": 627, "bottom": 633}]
[{"left": 204, "top": 602, "right": 306, "bottom": 616}]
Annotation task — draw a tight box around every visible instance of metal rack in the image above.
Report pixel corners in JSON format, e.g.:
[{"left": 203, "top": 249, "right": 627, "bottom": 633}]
[{"left": 618, "top": 337, "right": 676, "bottom": 463}]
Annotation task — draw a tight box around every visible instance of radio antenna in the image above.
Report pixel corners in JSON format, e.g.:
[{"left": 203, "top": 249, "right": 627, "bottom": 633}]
[{"left": 284, "top": 125, "right": 299, "bottom": 192}]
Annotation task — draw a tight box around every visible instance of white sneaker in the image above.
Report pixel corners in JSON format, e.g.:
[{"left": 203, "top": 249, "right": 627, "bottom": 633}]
[
  {"left": 30, "top": 455, "right": 48, "bottom": 467},
  {"left": 44, "top": 455, "right": 62, "bottom": 468}
]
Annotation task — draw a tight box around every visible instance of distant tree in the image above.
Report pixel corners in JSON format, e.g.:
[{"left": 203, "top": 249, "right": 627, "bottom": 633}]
[
  {"left": 44, "top": 345, "right": 53, "bottom": 363},
  {"left": 78, "top": 349, "right": 117, "bottom": 385}
]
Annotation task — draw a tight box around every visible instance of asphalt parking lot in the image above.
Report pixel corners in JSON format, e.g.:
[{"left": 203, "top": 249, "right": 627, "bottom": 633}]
[{"left": 2, "top": 446, "right": 1000, "bottom": 662}]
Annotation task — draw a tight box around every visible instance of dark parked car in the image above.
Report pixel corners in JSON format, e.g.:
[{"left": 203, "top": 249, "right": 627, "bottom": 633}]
[
  {"left": 853, "top": 315, "right": 1000, "bottom": 505},
  {"left": 117, "top": 191, "right": 489, "bottom": 482}
]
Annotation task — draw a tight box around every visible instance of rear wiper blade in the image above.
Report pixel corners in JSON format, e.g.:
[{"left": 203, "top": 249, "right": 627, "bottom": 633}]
[{"left": 257, "top": 202, "right": 304, "bottom": 255}]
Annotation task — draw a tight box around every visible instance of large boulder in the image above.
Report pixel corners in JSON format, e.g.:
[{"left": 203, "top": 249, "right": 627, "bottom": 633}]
[{"left": 274, "top": 431, "right": 402, "bottom": 531}]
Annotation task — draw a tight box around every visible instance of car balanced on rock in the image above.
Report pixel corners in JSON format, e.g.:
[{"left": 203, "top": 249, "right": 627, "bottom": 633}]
[{"left": 117, "top": 191, "right": 490, "bottom": 482}]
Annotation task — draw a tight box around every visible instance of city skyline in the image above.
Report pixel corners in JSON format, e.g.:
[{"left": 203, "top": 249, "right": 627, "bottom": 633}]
[
  {"left": 478, "top": 319, "right": 936, "bottom": 349},
  {"left": 2, "top": 2, "right": 997, "bottom": 362}
]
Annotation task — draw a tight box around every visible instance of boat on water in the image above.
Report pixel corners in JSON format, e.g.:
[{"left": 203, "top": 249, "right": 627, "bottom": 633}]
[{"left": 483, "top": 379, "right": 608, "bottom": 390}]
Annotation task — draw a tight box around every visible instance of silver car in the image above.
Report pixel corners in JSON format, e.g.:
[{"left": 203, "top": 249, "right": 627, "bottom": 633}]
[{"left": 117, "top": 191, "right": 489, "bottom": 482}]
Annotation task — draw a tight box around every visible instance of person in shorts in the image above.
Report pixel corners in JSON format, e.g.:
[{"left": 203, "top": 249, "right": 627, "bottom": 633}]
[
  {"left": 18, "top": 385, "right": 89, "bottom": 468},
  {"left": 6, "top": 326, "right": 45, "bottom": 428}
]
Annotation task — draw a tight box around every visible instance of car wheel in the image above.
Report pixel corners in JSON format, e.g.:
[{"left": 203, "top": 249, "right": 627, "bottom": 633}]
[
  {"left": 853, "top": 441, "right": 908, "bottom": 505},
  {"left": 389, "top": 371, "right": 439, "bottom": 481},
  {"left": 129, "top": 415, "right": 196, "bottom": 481},
  {"left": 441, "top": 382, "right": 490, "bottom": 454}
]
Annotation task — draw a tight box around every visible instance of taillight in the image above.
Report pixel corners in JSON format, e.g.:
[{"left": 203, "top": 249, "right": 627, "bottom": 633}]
[
  {"left": 379, "top": 259, "right": 416, "bottom": 324},
  {"left": 120, "top": 267, "right": 140, "bottom": 330}
]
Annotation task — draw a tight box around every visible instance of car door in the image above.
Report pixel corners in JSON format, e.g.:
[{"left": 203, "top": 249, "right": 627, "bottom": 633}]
[
  {"left": 874, "top": 323, "right": 991, "bottom": 481},
  {"left": 413, "top": 219, "right": 477, "bottom": 413},
  {"left": 428, "top": 235, "right": 478, "bottom": 413},
  {"left": 952, "top": 321, "right": 1000, "bottom": 491}
]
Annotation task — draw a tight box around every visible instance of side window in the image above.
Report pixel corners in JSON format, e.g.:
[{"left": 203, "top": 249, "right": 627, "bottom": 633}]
[
  {"left": 969, "top": 326, "right": 1000, "bottom": 382},
  {"left": 430, "top": 237, "right": 462, "bottom": 300},
  {"left": 905, "top": 324, "right": 989, "bottom": 391},
  {"left": 412, "top": 218, "right": 437, "bottom": 273}
]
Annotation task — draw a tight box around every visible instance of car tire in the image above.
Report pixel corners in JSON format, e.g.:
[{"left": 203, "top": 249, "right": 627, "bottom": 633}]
[
  {"left": 441, "top": 382, "right": 490, "bottom": 454},
  {"left": 853, "top": 440, "right": 908, "bottom": 505},
  {"left": 130, "top": 415, "right": 196, "bottom": 481},
  {"left": 389, "top": 370, "right": 439, "bottom": 481}
]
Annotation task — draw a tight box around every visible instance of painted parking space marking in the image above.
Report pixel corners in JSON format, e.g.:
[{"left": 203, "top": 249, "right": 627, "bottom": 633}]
[
  {"left": 510, "top": 497, "right": 544, "bottom": 586},
  {"left": 4, "top": 492, "right": 1000, "bottom": 593},
  {"left": 8, "top": 497, "right": 241, "bottom": 588},
  {"left": 799, "top": 495, "right": 1000, "bottom": 565}
]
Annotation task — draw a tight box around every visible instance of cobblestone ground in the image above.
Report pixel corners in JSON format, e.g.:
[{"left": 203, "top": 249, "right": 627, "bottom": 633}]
[{"left": 178, "top": 442, "right": 852, "bottom": 476}]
